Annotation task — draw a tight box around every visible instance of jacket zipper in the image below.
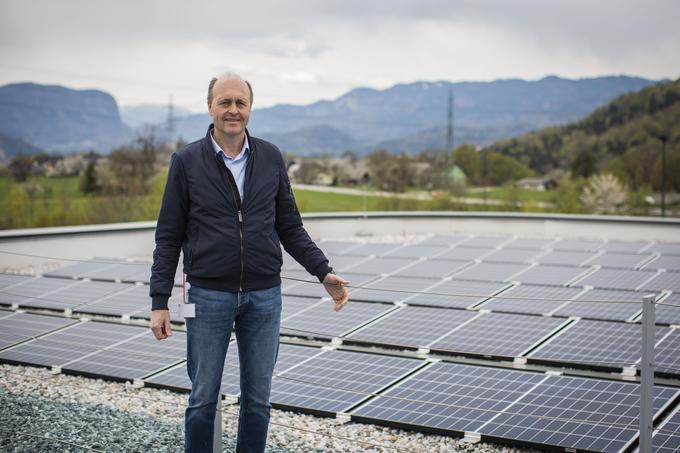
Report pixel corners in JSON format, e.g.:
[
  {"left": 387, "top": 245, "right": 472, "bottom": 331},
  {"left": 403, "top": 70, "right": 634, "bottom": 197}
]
[{"left": 215, "top": 153, "right": 245, "bottom": 292}]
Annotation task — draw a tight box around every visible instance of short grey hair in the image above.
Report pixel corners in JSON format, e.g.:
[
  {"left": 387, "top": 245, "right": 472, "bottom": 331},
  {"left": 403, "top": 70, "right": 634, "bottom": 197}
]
[{"left": 207, "top": 73, "right": 253, "bottom": 106}]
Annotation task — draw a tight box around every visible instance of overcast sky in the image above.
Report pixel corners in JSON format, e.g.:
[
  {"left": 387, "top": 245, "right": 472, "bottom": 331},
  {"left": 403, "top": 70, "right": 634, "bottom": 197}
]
[{"left": 1, "top": 0, "right": 678, "bottom": 112}]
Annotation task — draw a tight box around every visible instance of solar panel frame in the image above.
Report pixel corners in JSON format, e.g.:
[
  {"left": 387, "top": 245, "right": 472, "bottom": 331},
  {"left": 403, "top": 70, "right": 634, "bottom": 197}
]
[
  {"left": 528, "top": 319, "right": 674, "bottom": 374},
  {"left": 654, "top": 293, "right": 680, "bottom": 326},
  {"left": 433, "top": 247, "right": 496, "bottom": 261},
  {"left": 352, "top": 362, "right": 550, "bottom": 434},
  {"left": 478, "top": 374, "right": 679, "bottom": 453},
  {"left": 350, "top": 275, "right": 443, "bottom": 304},
  {"left": 0, "top": 312, "right": 78, "bottom": 351},
  {"left": 417, "top": 235, "right": 470, "bottom": 246},
  {"left": 43, "top": 261, "right": 114, "bottom": 279},
  {"left": 652, "top": 404, "right": 680, "bottom": 453},
  {"left": 392, "top": 259, "right": 472, "bottom": 279},
  {"left": 0, "top": 276, "right": 81, "bottom": 307},
  {"left": 63, "top": 330, "right": 187, "bottom": 381},
  {"left": 429, "top": 312, "right": 570, "bottom": 358},
  {"left": 478, "top": 284, "right": 585, "bottom": 316},
  {"left": 550, "top": 239, "right": 604, "bottom": 252},
  {"left": 0, "top": 320, "right": 146, "bottom": 368},
  {"left": 270, "top": 349, "right": 424, "bottom": 416},
  {"left": 346, "top": 306, "right": 480, "bottom": 350},
  {"left": 552, "top": 288, "right": 644, "bottom": 322},
  {"left": 458, "top": 236, "right": 512, "bottom": 248},
  {"left": 639, "top": 271, "right": 680, "bottom": 292},
  {"left": 601, "top": 241, "right": 651, "bottom": 253},
  {"left": 647, "top": 243, "right": 680, "bottom": 256},
  {"left": 404, "top": 279, "right": 511, "bottom": 309},
  {"left": 642, "top": 255, "right": 680, "bottom": 272},
  {"left": 481, "top": 248, "right": 545, "bottom": 264},
  {"left": 504, "top": 238, "right": 556, "bottom": 250},
  {"left": 21, "top": 279, "right": 132, "bottom": 312},
  {"left": 342, "top": 243, "right": 403, "bottom": 257},
  {"left": 512, "top": 264, "right": 594, "bottom": 287},
  {"left": 344, "top": 256, "right": 418, "bottom": 276},
  {"left": 573, "top": 268, "right": 660, "bottom": 291},
  {"left": 317, "top": 240, "right": 362, "bottom": 255},
  {"left": 280, "top": 300, "right": 397, "bottom": 339},
  {"left": 535, "top": 250, "right": 598, "bottom": 266},
  {"left": 281, "top": 296, "right": 324, "bottom": 320},
  {"left": 450, "top": 262, "right": 532, "bottom": 283},
  {"left": 587, "top": 253, "right": 655, "bottom": 269},
  {"left": 382, "top": 245, "right": 450, "bottom": 259}
]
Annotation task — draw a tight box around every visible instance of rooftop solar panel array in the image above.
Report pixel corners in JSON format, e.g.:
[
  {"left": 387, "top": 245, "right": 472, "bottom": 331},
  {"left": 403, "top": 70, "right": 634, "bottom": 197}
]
[
  {"left": 3, "top": 233, "right": 680, "bottom": 451},
  {"left": 653, "top": 404, "right": 680, "bottom": 453}
]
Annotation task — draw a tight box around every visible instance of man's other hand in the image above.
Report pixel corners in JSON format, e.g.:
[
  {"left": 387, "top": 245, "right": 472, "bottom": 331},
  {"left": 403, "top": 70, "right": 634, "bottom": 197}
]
[
  {"left": 323, "top": 273, "right": 350, "bottom": 311},
  {"left": 150, "top": 310, "right": 173, "bottom": 340}
]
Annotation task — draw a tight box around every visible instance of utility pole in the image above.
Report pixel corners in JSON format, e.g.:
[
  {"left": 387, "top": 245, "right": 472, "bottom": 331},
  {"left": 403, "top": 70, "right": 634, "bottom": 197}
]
[{"left": 446, "top": 87, "right": 454, "bottom": 152}]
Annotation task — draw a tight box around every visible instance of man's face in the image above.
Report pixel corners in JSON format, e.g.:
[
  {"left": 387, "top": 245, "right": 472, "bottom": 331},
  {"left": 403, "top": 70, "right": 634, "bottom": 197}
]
[{"left": 208, "top": 77, "right": 252, "bottom": 139}]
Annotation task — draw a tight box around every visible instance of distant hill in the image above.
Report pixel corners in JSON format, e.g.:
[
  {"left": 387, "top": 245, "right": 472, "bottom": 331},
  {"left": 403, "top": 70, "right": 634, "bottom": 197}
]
[
  {"left": 0, "top": 131, "right": 45, "bottom": 161},
  {"left": 171, "top": 75, "right": 657, "bottom": 155},
  {"left": 485, "top": 77, "right": 680, "bottom": 191},
  {"left": 120, "top": 104, "right": 192, "bottom": 129},
  {"left": 0, "top": 83, "right": 133, "bottom": 157}
]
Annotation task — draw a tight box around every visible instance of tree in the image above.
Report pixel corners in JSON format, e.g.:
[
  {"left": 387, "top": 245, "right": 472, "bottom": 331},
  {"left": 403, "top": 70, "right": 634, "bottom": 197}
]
[
  {"left": 453, "top": 145, "right": 480, "bottom": 184},
  {"left": 8, "top": 155, "right": 34, "bottom": 182},
  {"left": 580, "top": 173, "right": 627, "bottom": 214}
]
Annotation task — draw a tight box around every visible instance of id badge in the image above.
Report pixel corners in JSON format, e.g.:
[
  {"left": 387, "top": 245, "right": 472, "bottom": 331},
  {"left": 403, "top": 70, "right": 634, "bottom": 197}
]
[{"left": 178, "top": 276, "right": 196, "bottom": 318}]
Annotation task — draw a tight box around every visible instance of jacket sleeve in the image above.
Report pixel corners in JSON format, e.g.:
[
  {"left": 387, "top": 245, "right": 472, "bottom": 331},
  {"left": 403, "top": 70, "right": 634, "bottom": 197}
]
[
  {"left": 274, "top": 161, "right": 332, "bottom": 282},
  {"left": 150, "top": 153, "right": 189, "bottom": 309}
]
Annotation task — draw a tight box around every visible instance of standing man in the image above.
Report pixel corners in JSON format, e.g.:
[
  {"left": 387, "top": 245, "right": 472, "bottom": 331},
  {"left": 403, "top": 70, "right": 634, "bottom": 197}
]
[{"left": 149, "top": 73, "right": 349, "bottom": 453}]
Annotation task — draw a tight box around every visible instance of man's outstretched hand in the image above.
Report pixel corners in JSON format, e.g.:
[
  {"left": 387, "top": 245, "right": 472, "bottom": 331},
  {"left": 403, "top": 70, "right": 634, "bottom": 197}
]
[
  {"left": 323, "top": 273, "right": 350, "bottom": 311},
  {"left": 150, "top": 309, "right": 173, "bottom": 340}
]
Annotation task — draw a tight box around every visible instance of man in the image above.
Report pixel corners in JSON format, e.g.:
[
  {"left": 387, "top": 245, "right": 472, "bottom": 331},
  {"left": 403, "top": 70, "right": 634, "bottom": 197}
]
[{"left": 149, "top": 73, "right": 349, "bottom": 453}]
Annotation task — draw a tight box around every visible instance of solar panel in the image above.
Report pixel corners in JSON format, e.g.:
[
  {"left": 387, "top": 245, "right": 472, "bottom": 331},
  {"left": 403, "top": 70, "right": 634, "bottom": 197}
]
[
  {"left": 405, "top": 279, "right": 510, "bottom": 309},
  {"left": 0, "top": 276, "right": 80, "bottom": 307},
  {"left": 433, "top": 247, "right": 495, "bottom": 261},
  {"left": 383, "top": 245, "right": 448, "bottom": 259},
  {"left": 550, "top": 239, "right": 604, "bottom": 251},
  {"left": 352, "top": 362, "right": 679, "bottom": 452},
  {"left": 73, "top": 284, "right": 151, "bottom": 317},
  {"left": 458, "top": 236, "right": 511, "bottom": 248},
  {"left": 78, "top": 261, "right": 141, "bottom": 281},
  {"left": 392, "top": 259, "right": 471, "bottom": 279},
  {"left": 574, "top": 268, "right": 659, "bottom": 291},
  {"left": 281, "top": 300, "right": 395, "bottom": 339},
  {"left": 653, "top": 404, "right": 680, "bottom": 453},
  {"left": 430, "top": 312, "right": 568, "bottom": 357},
  {"left": 504, "top": 238, "right": 555, "bottom": 250},
  {"left": 643, "top": 255, "right": 680, "bottom": 272},
  {"left": 352, "top": 362, "right": 549, "bottom": 433},
  {"left": 513, "top": 264, "right": 593, "bottom": 287},
  {"left": 344, "top": 257, "right": 416, "bottom": 275},
  {"left": 535, "top": 250, "right": 597, "bottom": 266},
  {"left": 44, "top": 261, "right": 113, "bottom": 279},
  {"left": 0, "top": 273, "right": 32, "bottom": 289},
  {"left": 0, "top": 320, "right": 145, "bottom": 367},
  {"left": 482, "top": 248, "right": 543, "bottom": 263},
  {"left": 144, "top": 340, "right": 239, "bottom": 395},
  {"left": 281, "top": 296, "right": 323, "bottom": 320},
  {"left": 63, "top": 330, "right": 186, "bottom": 380},
  {"left": 21, "top": 279, "right": 131, "bottom": 311},
  {"left": 451, "top": 262, "right": 531, "bottom": 283},
  {"left": 588, "top": 253, "right": 654, "bottom": 269},
  {"left": 654, "top": 327, "right": 680, "bottom": 375},
  {"left": 283, "top": 272, "right": 378, "bottom": 299},
  {"left": 326, "top": 254, "right": 373, "bottom": 272},
  {"left": 271, "top": 349, "right": 423, "bottom": 414},
  {"left": 349, "top": 275, "right": 441, "bottom": 303},
  {"left": 655, "top": 293, "right": 680, "bottom": 326},
  {"left": 639, "top": 271, "right": 680, "bottom": 292},
  {"left": 0, "top": 313, "right": 77, "bottom": 350},
  {"left": 417, "top": 235, "right": 469, "bottom": 246},
  {"left": 647, "top": 243, "right": 680, "bottom": 256},
  {"left": 601, "top": 241, "right": 651, "bottom": 253},
  {"left": 528, "top": 319, "right": 673, "bottom": 372},
  {"left": 347, "top": 306, "right": 478, "bottom": 348},
  {"left": 480, "top": 374, "right": 679, "bottom": 453},
  {"left": 478, "top": 284, "right": 584, "bottom": 316},
  {"left": 552, "top": 288, "right": 644, "bottom": 322},
  {"left": 343, "top": 243, "right": 402, "bottom": 257},
  {"left": 317, "top": 240, "right": 361, "bottom": 255}
]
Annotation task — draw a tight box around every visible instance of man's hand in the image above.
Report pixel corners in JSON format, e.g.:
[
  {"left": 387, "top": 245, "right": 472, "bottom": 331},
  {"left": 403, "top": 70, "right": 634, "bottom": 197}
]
[
  {"left": 150, "top": 310, "right": 173, "bottom": 340},
  {"left": 323, "top": 273, "right": 350, "bottom": 311}
]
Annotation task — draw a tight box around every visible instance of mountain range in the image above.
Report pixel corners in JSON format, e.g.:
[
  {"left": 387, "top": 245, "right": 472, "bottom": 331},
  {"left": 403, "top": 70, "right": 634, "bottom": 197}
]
[{"left": 0, "top": 76, "right": 659, "bottom": 159}]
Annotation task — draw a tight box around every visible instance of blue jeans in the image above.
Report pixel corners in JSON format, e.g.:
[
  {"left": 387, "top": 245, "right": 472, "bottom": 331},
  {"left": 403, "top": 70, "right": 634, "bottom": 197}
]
[{"left": 185, "top": 285, "right": 282, "bottom": 453}]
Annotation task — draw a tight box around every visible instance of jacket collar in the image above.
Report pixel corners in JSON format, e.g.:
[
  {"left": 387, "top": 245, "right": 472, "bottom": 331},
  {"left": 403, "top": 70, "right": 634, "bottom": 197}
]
[{"left": 204, "top": 124, "right": 255, "bottom": 154}]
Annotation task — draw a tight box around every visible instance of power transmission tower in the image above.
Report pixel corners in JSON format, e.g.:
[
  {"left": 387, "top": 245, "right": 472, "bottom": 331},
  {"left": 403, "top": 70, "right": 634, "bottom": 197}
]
[
  {"left": 167, "top": 94, "right": 176, "bottom": 141},
  {"left": 446, "top": 87, "right": 454, "bottom": 152}
]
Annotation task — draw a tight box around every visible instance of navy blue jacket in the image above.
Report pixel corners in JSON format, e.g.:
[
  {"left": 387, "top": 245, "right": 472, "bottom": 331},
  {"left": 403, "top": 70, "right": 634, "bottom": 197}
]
[{"left": 150, "top": 126, "right": 331, "bottom": 310}]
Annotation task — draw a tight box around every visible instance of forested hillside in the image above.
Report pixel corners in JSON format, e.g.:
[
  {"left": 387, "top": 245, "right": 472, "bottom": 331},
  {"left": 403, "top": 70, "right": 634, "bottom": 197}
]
[{"left": 486, "top": 78, "right": 680, "bottom": 191}]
